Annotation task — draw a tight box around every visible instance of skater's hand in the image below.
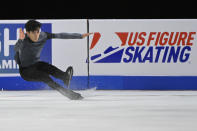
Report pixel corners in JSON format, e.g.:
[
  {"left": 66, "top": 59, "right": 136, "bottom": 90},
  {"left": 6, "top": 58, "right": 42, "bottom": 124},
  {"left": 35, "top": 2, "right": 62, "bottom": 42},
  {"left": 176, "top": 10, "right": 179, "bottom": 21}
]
[
  {"left": 82, "top": 33, "right": 93, "bottom": 38},
  {"left": 19, "top": 28, "right": 25, "bottom": 40}
]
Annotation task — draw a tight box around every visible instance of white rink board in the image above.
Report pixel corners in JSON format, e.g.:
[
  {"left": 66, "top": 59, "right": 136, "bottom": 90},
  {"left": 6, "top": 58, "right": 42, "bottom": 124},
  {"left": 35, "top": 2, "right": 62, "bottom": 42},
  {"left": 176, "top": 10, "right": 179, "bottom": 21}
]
[
  {"left": 50, "top": 20, "right": 87, "bottom": 76},
  {"left": 89, "top": 19, "right": 197, "bottom": 76}
]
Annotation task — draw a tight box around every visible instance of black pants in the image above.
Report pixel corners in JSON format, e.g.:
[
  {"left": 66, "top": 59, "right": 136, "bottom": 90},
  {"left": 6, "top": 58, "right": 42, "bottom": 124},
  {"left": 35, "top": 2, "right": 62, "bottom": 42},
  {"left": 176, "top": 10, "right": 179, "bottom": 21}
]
[{"left": 19, "top": 61, "right": 66, "bottom": 90}]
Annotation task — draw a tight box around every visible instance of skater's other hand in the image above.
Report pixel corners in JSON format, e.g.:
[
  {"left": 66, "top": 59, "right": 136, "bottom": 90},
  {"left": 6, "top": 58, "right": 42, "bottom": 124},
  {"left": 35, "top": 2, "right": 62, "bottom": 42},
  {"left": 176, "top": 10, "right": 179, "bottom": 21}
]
[
  {"left": 82, "top": 33, "right": 93, "bottom": 38},
  {"left": 19, "top": 28, "right": 25, "bottom": 40}
]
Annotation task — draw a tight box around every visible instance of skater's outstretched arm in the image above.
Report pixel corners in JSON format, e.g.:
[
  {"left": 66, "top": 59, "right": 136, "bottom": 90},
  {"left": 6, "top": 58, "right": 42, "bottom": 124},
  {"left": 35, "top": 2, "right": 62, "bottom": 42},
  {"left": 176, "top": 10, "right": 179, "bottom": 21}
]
[{"left": 45, "top": 32, "right": 93, "bottom": 39}]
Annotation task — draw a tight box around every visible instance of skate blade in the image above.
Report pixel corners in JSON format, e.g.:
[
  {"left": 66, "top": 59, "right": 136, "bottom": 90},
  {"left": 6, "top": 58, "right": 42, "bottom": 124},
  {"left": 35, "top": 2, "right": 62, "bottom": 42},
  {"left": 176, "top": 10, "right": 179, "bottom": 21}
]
[{"left": 69, "top": 94, "right": 84, "bottom": 100}]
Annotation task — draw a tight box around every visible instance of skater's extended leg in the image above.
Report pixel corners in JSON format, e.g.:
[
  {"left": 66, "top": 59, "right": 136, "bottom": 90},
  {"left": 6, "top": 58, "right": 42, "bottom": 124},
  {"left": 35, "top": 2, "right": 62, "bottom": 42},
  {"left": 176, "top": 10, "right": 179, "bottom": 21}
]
[
  {"left": 19, "top": 65, "right": 83, "bottom": 100},
  {"left": 44, "top": 77, "right": 83, "bottom": 100}
]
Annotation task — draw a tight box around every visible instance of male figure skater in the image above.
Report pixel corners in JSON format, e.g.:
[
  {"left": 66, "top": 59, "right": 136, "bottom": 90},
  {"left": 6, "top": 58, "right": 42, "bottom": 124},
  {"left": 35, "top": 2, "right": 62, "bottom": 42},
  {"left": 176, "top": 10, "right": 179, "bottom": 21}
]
[{"left": 14, "top": 20, "right": 92, "bottom": 100}]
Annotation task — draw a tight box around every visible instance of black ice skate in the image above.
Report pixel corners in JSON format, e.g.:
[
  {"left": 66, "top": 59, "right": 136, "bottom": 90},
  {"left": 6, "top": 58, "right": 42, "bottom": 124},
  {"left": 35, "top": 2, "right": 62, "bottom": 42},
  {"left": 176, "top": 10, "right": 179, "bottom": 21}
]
[
  {"left": 64, "top": 66, "right": 73, "bottom": 88},
  {"left": 58, "top": 88, "right": 84, "bottom": 100}
]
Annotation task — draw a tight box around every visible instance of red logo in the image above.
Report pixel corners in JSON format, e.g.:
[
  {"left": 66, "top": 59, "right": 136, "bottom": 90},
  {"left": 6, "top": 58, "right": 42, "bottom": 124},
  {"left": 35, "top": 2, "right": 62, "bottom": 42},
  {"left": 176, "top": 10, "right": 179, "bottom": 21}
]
[{"left": 90, "top": 32, "right": 101, "bottom": 50}]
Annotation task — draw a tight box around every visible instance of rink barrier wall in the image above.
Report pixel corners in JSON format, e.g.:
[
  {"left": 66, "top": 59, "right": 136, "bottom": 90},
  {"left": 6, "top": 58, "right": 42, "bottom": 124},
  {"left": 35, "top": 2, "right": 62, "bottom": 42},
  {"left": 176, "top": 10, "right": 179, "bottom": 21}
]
[
  {"left": 0, "top": 19, "right": 197, "bottom": 90},
  {"left": 89, "top": 76, "right": 197, "bottom": 90},
  {"left": 2, "top": 76, "right": 197, "bottom": 90},
  {"left": 0, "top": 76, "right": 88, "bottom": 90}
]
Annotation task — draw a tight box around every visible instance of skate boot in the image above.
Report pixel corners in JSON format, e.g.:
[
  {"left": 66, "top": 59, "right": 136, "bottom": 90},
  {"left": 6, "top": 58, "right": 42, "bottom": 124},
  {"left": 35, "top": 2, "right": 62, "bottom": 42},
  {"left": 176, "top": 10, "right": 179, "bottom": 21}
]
[{"left": 64, "top": 66, "right": 73, "bottom": 88}]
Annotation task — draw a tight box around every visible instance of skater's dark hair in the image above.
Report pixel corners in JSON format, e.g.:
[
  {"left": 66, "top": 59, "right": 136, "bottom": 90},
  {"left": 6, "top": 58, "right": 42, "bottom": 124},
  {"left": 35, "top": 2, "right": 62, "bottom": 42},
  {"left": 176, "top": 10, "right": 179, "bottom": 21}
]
[{"left": 25, "top": 20, "right": 42, "bottom": 32}]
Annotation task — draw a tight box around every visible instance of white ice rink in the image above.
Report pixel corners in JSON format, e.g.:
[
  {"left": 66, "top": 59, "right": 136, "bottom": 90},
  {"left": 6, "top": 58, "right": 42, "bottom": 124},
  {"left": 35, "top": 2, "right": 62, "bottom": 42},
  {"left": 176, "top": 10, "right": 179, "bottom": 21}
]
[{"left": 0, "top": 90, "right": 197, "bottom": 131}]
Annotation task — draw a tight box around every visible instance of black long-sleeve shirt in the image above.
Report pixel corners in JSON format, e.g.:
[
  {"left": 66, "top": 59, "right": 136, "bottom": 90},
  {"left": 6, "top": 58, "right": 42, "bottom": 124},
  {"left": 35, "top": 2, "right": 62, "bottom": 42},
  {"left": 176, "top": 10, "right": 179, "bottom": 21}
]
[{"left": 14, "top": 32, "right": 83, "bottom": 67}]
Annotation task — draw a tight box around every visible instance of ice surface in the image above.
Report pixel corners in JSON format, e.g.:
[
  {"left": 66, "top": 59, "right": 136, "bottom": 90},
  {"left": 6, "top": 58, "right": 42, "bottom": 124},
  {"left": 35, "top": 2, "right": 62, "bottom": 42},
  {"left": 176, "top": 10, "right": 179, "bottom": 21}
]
[{"left": 0, "top": 90, "right": 197, "bottom": 131}]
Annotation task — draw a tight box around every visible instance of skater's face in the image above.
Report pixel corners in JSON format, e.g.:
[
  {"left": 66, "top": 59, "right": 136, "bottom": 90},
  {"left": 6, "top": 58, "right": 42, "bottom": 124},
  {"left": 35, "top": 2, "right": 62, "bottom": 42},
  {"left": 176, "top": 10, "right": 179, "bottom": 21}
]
[{"left": 26, "top": 28, "right": 40, "bottom": 42}]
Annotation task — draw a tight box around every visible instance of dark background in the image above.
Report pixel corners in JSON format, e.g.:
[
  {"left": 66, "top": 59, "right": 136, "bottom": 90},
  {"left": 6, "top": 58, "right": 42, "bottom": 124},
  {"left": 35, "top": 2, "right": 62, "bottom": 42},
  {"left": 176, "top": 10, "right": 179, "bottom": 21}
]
[{"left": 0, "top": 1, "right": 195, "bottom": 19}]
